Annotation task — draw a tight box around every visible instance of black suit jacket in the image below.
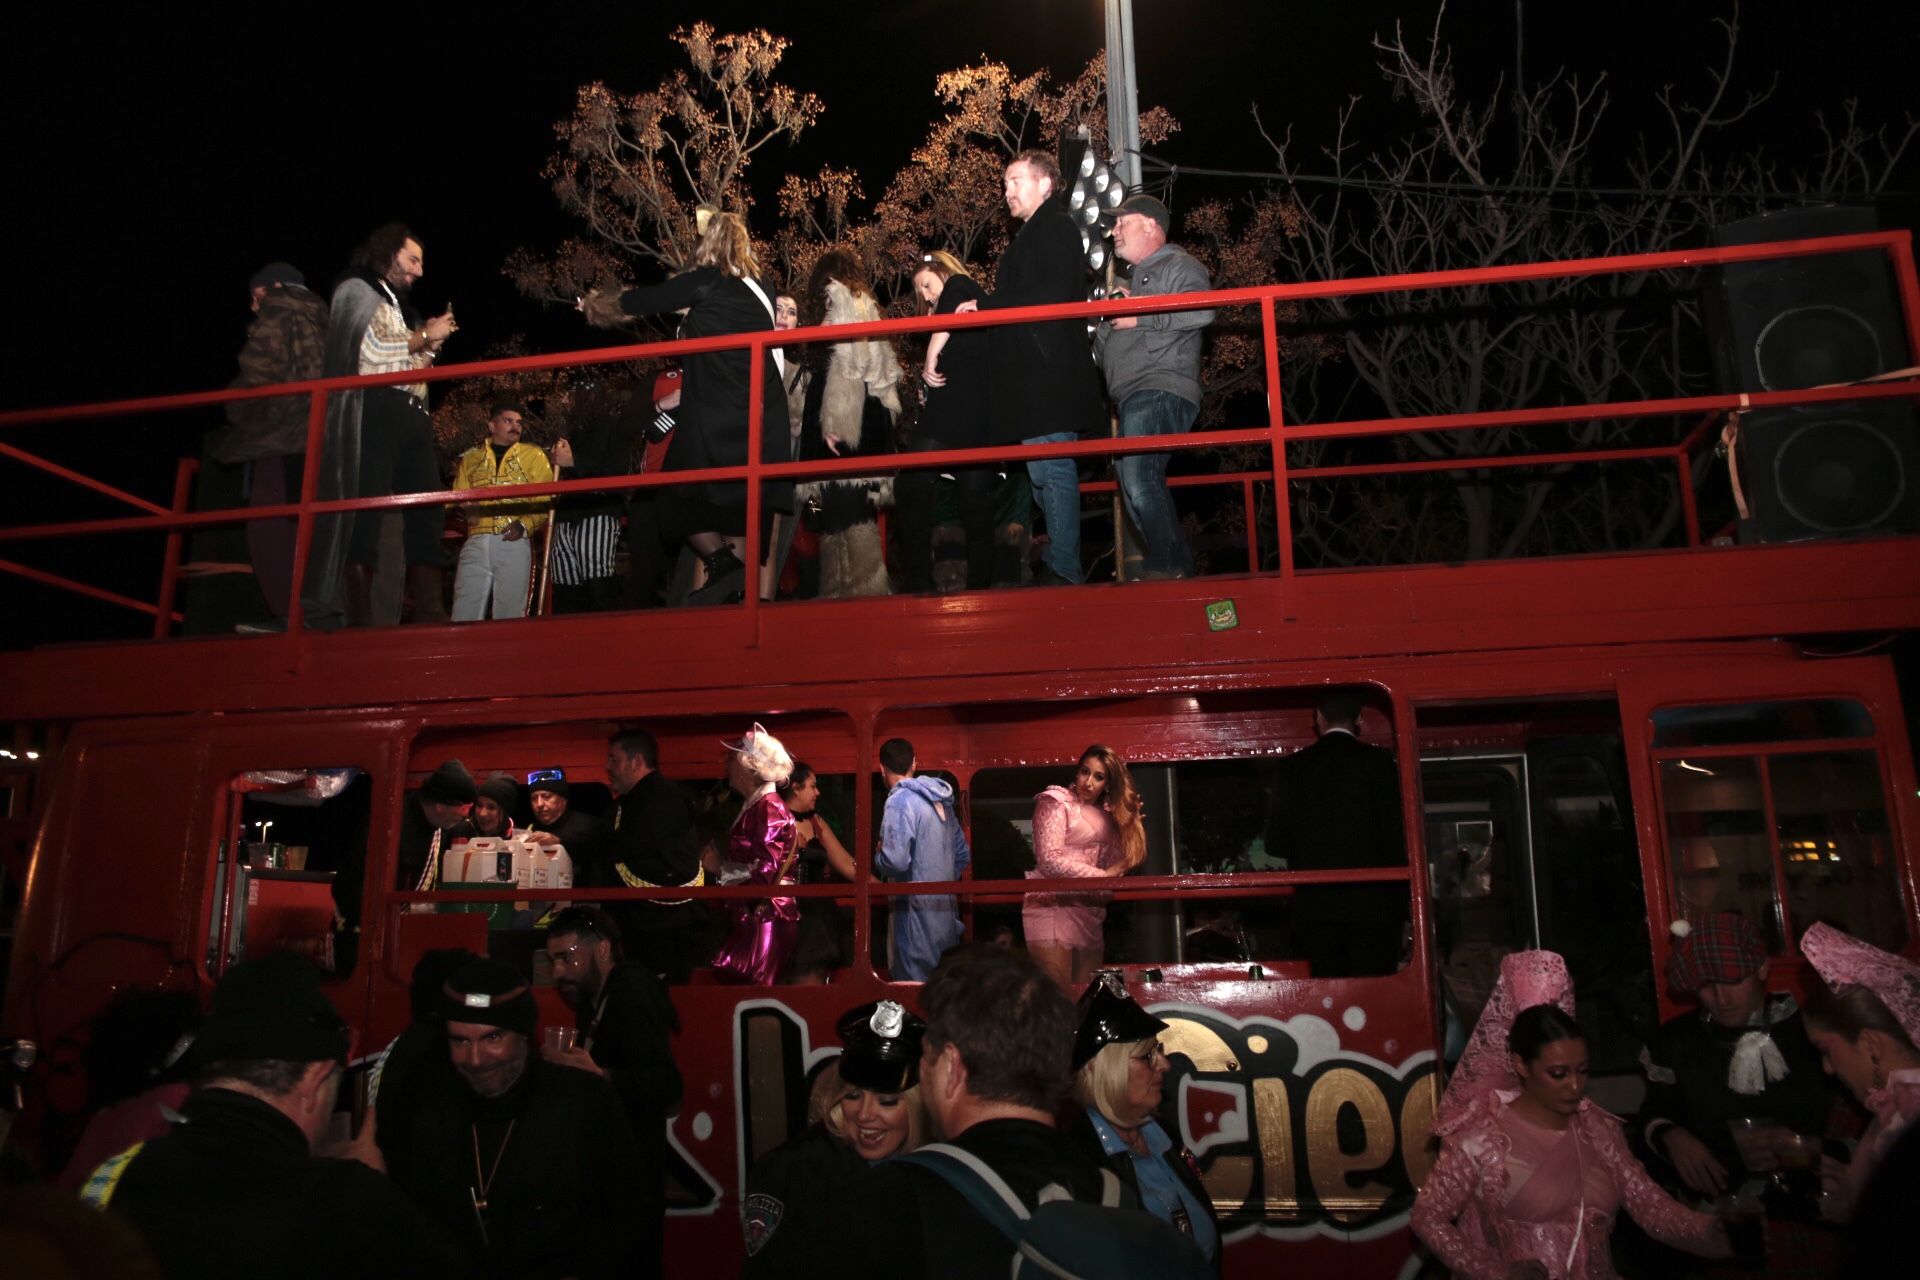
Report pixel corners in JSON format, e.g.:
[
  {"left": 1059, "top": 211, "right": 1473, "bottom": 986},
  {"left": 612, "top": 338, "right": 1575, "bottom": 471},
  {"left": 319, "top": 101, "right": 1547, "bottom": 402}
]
[
  {"left": 1264, "top": 730, "right": 1406, "bottom": 873},
  {"left": 979, "top": 201, "right": 1106, "bottom": 444}
]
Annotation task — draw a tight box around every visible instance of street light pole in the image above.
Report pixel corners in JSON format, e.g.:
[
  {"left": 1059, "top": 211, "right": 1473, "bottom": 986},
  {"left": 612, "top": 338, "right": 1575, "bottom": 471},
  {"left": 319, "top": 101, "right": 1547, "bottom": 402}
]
[{"left": 1104, "top": 0, "right": 1142, "bottom": 192}]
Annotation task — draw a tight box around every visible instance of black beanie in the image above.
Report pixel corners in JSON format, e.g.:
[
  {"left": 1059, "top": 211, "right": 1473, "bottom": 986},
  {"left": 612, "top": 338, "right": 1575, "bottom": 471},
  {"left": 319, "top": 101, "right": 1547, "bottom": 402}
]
[
  {"left": 440, "top": 958, "right": 537, "bottom": 1038},
  {"left": 190, "top": 952, "right": 350, "bottom": 1068},
  {"left": 477, "top": 774, "right": 519, "bottom": 812},
  {"left": 249, "top": 261, "right": 305, "bottom": 291},
  {"left": 420, "top": 758, "right": 477, "bottom": 805}
]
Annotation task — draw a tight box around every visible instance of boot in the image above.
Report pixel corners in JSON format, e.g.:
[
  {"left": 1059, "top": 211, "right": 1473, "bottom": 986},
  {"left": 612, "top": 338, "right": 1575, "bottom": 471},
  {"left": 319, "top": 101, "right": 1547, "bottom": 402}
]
[
  {"left": 406, "top": 564, "right": 449, "bottom": 624},
  {"left": 344, "top": 562, "right": 375, "bottom": 628},
  {"left": 687, "top": 547, "right": 746, "bottom": 605}
]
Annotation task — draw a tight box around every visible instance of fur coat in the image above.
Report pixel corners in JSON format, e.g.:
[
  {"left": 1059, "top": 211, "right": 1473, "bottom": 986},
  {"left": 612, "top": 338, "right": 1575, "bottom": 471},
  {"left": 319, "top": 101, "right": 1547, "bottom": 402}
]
[{"left": 795, "top": 280, "right": 902, "bottom": 510}]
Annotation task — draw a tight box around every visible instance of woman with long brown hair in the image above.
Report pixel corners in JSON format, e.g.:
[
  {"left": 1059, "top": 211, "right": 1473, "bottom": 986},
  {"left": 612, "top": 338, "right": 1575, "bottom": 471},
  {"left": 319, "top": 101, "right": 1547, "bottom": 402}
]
[
  {"left": 580, "top": 211, "right": 790, "bottom": 605},
  {"left": 1024, "top": 744, "right": 1146, "bottom": 987}
]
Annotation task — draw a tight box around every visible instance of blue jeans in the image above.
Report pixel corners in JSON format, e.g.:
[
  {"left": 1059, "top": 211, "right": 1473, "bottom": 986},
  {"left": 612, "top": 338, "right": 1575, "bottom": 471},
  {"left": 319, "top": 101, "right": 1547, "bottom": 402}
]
[
  {"left": 1023, "top": 431, "right": 1083, "bottom": 582},
  {"left": 1115, "top": 391, "right": 1199, "bottom": 576}
]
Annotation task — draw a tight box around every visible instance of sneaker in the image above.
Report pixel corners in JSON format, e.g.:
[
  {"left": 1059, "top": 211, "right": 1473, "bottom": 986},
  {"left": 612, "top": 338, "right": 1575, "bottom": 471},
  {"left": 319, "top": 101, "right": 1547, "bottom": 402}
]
[
  {"left": 1028, "top": 565, "right": 1078, "bottom": 588},
  {"left": 234, "top": 619, "right": 287, "bottom": 635}
]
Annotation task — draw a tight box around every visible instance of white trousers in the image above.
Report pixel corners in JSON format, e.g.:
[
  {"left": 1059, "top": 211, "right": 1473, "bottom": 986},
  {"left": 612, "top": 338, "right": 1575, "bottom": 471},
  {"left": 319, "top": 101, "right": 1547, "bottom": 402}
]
[{"left": 451, "top": 532, "right": 532, "bottom": 620}]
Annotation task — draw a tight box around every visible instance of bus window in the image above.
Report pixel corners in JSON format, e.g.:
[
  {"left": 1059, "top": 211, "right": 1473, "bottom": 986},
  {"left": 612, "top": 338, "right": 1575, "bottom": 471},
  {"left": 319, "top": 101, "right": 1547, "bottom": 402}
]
[
  {"left": 1770, "top": 750, "right": 1905, "bottom": 950},
  {"left": 1651, "top": 699, "right": 1875, "bottom": 748},
  {"left": 216, "top": 769, "right": 371, "bottom": 976},
  {"left": 1658, "top": 757, "right": 1783, "bottom": 950},
  {"left": 969, "top": 755, "right": 1410, "bottom": 977},
  {"left": 1422, "top": 758, "right": 1532, "bottom": 1030},
  {"left": 1654, "top": 694, "right": 1909, "bottom": 954}
]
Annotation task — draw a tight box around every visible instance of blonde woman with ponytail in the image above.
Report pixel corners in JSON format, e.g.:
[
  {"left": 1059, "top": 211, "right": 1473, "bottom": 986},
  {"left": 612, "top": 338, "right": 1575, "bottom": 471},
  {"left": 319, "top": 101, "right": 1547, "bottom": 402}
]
[{"left": 1024, "top": 744, "right": 1147, "bottom": 987}]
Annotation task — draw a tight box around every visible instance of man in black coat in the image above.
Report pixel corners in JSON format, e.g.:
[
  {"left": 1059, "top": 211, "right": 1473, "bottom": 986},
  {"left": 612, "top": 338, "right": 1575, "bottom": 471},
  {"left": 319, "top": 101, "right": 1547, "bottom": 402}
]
[
  {"left": 596, "top": 728, "right": 702, "bottom": 983},
  {"left": 543, "top": 906, "right": 682, "bottom": 1278},
  {"left": 955, "top": 150, "right": 1105, "bottom": 585},
  {"left": 385, "top": 957, "right": 646, "bottom": 1280},
  {"left": 86, "top": 952, "right": 465, "bottom": 1280},
  {"left": 1263, "top": 691, "right": 1408, "bottom": 976},
  {"left": 524, "top": 771, "right": 604, "bottom": 862}
]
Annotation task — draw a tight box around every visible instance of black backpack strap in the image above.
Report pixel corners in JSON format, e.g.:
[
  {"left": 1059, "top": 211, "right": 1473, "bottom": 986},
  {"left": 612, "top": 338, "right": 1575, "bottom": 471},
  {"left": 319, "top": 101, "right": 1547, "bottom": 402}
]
[{"left": 896, "top": 1144, "right": 1031, "bottom": 1243}]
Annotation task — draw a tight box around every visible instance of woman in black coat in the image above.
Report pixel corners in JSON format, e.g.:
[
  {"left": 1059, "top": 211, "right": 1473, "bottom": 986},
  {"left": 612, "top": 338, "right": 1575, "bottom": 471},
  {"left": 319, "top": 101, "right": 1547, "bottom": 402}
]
[
  {"left": 900, "top": 250, "right": 998, "bottom": 592},
  {"left": 581, "top": 211, "right": 790, "bottom": 605}
]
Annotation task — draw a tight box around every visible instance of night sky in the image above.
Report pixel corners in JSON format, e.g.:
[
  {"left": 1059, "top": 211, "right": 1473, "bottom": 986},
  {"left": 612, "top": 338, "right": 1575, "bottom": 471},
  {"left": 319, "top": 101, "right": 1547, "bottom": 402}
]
[
  {"left": 2, "top": 1, "right": 1915, "bottom": 638},
  {"left": 8, "top": 1, "right": 1915, "bottom": 411}
]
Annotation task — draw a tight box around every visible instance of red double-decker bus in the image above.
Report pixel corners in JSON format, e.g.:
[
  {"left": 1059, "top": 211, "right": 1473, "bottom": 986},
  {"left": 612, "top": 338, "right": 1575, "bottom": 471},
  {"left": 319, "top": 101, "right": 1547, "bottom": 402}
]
[{"left": 3, "top": 231, "right": 1918, "bottom": 1277}]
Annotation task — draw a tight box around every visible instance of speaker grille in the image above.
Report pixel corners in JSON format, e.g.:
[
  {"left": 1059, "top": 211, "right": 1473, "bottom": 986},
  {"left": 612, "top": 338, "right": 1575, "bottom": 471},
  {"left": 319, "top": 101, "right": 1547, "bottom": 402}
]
[
  {"left": 1771, "top": 416, "right": 1910, "bottom": 533},
  {"left": 1754, "top": 304, "right": 1886, "bottom": 392}
]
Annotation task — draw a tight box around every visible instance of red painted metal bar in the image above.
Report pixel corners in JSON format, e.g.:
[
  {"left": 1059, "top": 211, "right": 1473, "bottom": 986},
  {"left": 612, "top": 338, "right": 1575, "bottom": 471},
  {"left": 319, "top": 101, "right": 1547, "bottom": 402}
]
[
  {"left": 1649, "top": 737, "right": 1878, "bottom": 762},
  {"left": 152, "top": 458, "right": 197, "bottom": 639},
  {"left": 1260, "top": 296, "right": 1294, "bottom": 582},
  {"left": 387, "top": 864, "right": 1415, "bottom": 906},
  {"left": 0, "top": 556, "right": 179, "bottom": 620},
  {"left": 1890, "top": 237, "right": 1920, "bottom": 367},
  {"left": 1676, "top": 450, "right": 1703, "bottom": 548},
  {"left": 1756, "top": 757, "right": 1797, "bottom": 946},
  {"left": 1282, "top": 377, "right": 1920, "bottom": 444},
  {"left": 1243, "top": 475, "right": 1260, "bottom": 568},
  {"left": 0, "top": 441, "right": 174, "bottom": 516},
  {"left": 1289, "top": 442, "right": 1683, "bottom": 479},
  {"left": 3, "top": 231, "right": 1909, "bottom": 439},
  {"left": 743, "top": 331, "right": 765, "bottom": 644},
  {"left": 282, "top": 390, "right": 329, "bottom": 639}
]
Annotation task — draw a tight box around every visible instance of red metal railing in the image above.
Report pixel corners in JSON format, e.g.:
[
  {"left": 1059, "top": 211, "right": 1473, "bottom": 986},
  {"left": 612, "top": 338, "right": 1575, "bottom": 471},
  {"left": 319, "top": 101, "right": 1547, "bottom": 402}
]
[{"left": 2, "top": 231, "right": 1916, "bottom": 641}]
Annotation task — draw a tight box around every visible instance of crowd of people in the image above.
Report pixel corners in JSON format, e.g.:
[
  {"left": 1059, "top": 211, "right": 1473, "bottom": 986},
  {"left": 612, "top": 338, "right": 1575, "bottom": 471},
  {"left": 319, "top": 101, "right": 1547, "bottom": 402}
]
[
  {"left": 32, "top": 878, "right": 1917, "bottom": 1279},
  {"left": 215, "top": 152, "right": 1218, "bottom": 633}
]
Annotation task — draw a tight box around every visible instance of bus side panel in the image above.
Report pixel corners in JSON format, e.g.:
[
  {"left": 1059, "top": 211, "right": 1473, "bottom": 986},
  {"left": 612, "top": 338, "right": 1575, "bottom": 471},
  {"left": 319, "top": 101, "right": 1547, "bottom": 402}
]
[{"left": 6, "top": 728, "right": 210, "bottom": 1116}]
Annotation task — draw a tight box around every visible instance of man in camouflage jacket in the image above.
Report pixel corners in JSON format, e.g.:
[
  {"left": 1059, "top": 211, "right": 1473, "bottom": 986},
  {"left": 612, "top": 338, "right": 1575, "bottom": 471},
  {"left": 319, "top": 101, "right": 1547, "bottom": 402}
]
[{"left": 211, "top": 262, "right": 328, "bottom": 627}]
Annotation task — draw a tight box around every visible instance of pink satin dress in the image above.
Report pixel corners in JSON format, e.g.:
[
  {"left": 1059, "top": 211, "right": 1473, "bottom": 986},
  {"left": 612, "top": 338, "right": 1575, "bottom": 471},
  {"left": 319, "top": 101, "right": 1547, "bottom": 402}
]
[
  {"left": 1413, "top": 1093, "right": 1728, "bottom": 1280},
  {"left": 711, "top": 790, "right": 800, "bottom": 985},
  {"left": 1023, "top": 786, "right": 1123, "bottom": 951}
]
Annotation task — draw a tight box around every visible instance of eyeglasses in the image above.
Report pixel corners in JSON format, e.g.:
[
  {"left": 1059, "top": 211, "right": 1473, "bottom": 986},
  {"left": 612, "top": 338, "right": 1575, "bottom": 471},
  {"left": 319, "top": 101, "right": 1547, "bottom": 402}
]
[{"left": 526, "top": 768, "right": 566, "bottom": 786}]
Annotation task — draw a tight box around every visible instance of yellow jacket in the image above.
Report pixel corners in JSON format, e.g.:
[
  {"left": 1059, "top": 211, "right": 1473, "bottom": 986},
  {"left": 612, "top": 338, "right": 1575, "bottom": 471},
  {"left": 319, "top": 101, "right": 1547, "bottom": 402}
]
[{"left": 453, "top": 440, "right": 554, "bottom": 535}]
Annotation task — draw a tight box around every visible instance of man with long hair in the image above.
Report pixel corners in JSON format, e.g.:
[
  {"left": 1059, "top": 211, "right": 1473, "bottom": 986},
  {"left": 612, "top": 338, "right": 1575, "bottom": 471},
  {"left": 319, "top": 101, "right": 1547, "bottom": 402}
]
[{"left": 309, "top": 222, "right": 456, "bottom": 627}]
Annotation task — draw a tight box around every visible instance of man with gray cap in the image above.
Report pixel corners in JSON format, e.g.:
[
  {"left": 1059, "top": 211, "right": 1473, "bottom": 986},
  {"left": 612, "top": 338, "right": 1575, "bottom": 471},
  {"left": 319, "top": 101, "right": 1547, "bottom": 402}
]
[
  {"left": 82, "top": 952, "right": 462, "bottom": 1279},
  {"left": 214, "top": 262, "right": 330, "bottom": 632},
  {"left": 384, "top": 955, "right": 649, "bottom": 1279},
  {"left": 1096, "top": 195, "right": 1214, "bottom": 580}
]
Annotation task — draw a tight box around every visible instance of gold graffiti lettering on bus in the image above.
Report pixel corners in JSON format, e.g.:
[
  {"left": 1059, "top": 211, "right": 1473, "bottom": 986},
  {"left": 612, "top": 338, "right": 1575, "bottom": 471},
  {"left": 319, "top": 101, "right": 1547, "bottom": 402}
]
[
  {"left": 1305, "top": 1067, "right": 1396, "bottom": 1224},
  {"left": 1252, "top": 1077, "right": 1298, "bottom": 1212},
  {"left": 1159, "top": 1016, "right": 1239, "bottom": 1072},
  {"left": 746, "top": 1014, "right": 790, "bottom": 1165},
  {"left": 1399, "top": 1071, "right": 1439, "bottom": 1190}
]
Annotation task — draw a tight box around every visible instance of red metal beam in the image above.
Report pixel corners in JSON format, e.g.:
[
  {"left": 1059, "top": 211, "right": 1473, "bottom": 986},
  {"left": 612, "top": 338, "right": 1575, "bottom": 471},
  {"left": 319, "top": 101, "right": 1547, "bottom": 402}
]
[
  {"left": 0, "top": 556, "right": 181, "bottom": 621},
  {"left": 0, "top": 441, "right": 172, "bottom": 516}
]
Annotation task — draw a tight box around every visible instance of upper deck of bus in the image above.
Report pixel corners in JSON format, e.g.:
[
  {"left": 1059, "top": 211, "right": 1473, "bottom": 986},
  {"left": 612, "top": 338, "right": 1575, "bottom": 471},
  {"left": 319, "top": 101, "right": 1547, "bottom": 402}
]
[{"left": 0, "top": 231, "right": 1917, "bottom": 726}]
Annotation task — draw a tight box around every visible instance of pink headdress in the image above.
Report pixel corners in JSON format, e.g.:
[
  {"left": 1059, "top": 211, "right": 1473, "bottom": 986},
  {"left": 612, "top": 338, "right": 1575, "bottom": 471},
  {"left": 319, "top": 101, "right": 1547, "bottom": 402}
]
[
  {"left": 1436, "top": 950, "right": 1575, "bottom": 1135},
  {"left": 1801, "top": 923, "right": 1920, "bottom": 1048}
]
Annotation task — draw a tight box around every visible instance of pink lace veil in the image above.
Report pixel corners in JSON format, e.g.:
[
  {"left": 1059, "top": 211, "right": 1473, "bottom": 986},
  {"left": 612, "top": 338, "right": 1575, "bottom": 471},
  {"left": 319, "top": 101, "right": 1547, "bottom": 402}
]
[
  {"left": 1800, "top": 923, "right": 1920, "bottom": 1047},
  {"left": 1436, "top": 950, "right": 1575, "bottom": 1135}
]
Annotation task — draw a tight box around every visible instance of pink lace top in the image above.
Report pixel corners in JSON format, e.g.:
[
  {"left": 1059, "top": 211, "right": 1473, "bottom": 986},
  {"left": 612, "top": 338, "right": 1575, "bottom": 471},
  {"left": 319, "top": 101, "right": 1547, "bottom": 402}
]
[
  {"left": 1413, "top": 1093, "right": 1729, "bottom": 1280},
  {"left": 1844, "top": 1067, "right": 1920, "bottom": 1211},
  {"left": 1026, "top": 786, "right": 1122, "bottom": 904}
]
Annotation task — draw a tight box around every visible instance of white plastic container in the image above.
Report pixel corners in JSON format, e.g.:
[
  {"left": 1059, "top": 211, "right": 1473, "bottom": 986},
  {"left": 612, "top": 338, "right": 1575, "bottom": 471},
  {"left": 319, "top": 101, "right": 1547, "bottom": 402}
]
[{"left": 529, "top": 842, "right": 573, "bottom": 891}]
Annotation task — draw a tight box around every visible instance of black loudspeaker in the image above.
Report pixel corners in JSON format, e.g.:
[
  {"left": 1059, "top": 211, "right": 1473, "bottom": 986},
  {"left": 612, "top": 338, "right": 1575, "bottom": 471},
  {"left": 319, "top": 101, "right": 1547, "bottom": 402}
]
[{"left": 1709, "top": 206, "right": 1918, "bottom": 541}]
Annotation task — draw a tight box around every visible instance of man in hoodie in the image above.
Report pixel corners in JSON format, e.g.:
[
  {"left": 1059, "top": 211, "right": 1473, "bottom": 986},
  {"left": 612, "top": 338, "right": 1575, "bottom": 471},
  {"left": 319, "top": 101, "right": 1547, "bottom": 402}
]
[
  {"left": 876, "top": 737, "right": 971, "bottom": 982},
  {"left": 215, "top": 262, "right": 330, "bottom": 633}
]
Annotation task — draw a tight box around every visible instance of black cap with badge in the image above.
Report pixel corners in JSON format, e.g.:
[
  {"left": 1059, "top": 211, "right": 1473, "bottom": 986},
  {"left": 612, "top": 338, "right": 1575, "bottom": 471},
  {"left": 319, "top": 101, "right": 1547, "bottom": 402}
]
[
  {"left": 189, "top": 951, "right": 350, "bottom": 1068},
  {"left": 835, "top": 1000, "right": 927, "bottom": 1093},
  {"left": 1072, "top": 970, "right": 1167, "bottom": 1070}
]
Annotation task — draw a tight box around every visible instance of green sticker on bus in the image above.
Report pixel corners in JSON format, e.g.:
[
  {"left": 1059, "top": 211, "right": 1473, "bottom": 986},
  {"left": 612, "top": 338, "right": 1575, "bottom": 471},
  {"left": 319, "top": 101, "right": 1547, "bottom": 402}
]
[{"left": 1206, "top": 599, "right": 1239, "bottom": 631}]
